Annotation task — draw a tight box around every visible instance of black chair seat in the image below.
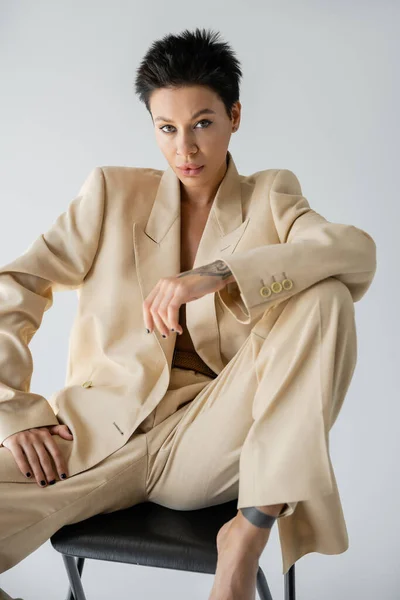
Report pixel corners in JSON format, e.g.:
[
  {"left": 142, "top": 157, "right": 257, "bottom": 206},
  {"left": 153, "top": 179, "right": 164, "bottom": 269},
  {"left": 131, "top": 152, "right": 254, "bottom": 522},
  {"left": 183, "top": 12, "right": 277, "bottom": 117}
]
[
  {"left": 51, "top": 499, "right": 238, "bottom": 574},
  {"left": 50, "top": 500, "right": 295, "bottom": 600}
]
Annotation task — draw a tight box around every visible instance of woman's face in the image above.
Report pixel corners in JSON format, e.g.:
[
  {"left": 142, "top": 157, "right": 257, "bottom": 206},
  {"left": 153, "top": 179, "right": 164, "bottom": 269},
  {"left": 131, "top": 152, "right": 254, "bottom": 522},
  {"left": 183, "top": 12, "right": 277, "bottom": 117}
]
[{"left": 149, "top": 85, "right": 240, "bottom": 193}]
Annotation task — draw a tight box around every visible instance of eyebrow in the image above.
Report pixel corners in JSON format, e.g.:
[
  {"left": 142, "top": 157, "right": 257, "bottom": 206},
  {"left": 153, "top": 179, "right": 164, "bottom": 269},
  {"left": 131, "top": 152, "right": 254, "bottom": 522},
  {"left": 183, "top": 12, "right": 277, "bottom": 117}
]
[{"left": 154, "top": 108, "right": 217, "bottom": 123}]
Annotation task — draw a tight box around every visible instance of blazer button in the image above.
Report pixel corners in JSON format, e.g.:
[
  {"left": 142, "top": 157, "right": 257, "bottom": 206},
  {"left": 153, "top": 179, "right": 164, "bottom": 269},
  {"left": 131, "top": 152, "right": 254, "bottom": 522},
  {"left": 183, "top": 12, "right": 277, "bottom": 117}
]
[
  {"left": 259, "top": 286, "right": 272, "bottom": 298},
  {"left": 82, "top": 380, "right": 93, "bottom": 388},
  {"left": 282, "top": 278, "right": 293, "bottom": 290},
  {"left": 271, "top": 281, "right": 282, "bottom": 294}
]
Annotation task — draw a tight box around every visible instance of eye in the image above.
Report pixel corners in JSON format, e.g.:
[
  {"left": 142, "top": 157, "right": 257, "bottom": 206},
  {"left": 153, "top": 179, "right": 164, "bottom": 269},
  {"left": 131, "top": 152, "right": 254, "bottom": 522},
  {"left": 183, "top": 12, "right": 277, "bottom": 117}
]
[
  {"left": 195, "top": 119, "right": 212, "bottom": 129},
  {"left": 159, "top": 119, "right": 212, "bottom": 134}
]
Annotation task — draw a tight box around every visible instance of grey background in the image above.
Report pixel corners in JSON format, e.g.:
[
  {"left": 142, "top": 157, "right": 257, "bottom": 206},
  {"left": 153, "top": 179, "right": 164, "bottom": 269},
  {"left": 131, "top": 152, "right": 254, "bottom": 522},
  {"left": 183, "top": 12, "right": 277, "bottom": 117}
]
[{"left": 0, "top": 1, "right": 398, "bottom": 599}]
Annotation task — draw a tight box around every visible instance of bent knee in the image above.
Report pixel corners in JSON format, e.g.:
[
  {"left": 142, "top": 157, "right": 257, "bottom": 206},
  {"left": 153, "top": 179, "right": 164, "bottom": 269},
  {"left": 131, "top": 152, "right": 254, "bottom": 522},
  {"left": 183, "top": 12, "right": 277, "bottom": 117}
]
[{"left": 300, "top": 277, "right": 354, "bottom": 310}]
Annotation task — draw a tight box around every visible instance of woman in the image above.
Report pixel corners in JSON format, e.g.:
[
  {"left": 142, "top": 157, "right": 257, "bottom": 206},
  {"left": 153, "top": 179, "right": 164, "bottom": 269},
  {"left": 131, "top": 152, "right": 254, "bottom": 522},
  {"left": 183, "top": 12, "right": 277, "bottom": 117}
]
[{"left": 0, "top": 28, "right": 376, "bottom": 599}]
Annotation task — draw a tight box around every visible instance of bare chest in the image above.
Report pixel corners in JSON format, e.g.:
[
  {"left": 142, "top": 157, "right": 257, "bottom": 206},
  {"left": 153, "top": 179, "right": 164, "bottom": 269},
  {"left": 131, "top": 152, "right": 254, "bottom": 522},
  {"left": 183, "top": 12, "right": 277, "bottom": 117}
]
[
  {"left": 175, "top": 204, "right": 212, "bottom": 353},
  {"left": 179, "top": 205, "right": 212, "bottom": 273}
]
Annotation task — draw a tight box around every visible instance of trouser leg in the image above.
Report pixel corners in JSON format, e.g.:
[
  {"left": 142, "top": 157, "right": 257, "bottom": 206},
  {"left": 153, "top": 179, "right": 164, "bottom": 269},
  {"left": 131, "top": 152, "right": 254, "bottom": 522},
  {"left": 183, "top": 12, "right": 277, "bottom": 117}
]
[
  {"left": 145, "top": 277, "right": 357, "bottom": 516},
  {"left": 0, "top": 431, "right": 148, "bottom": 575}
]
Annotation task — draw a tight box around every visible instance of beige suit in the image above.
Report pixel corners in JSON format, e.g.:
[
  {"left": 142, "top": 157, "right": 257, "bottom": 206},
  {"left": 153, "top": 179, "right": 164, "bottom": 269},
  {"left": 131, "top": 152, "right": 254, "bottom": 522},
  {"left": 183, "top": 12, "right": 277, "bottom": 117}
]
[{"left": 0, "top": 151, "right": 376, "bottom": 576}]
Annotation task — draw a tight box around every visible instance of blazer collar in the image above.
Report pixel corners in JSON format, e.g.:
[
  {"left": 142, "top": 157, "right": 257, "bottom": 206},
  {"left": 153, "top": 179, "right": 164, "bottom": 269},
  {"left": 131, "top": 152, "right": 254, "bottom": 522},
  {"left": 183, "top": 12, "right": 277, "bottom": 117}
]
[
  {"left": 133, "top": 150, "right": 250, "bottom": 373},
  {"left": 144, "top": 150, "right": 244, "bottom": 248}
]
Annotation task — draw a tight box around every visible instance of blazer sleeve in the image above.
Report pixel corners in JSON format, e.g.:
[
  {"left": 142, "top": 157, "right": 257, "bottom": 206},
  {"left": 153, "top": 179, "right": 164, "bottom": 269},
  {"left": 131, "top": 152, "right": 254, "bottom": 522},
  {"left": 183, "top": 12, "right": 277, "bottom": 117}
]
[
  {"left": 215, "top": 168, "right": 377, "bottom": 325},
  {"left": 0, "top": 166, "right": 106, "bottom": 446}
]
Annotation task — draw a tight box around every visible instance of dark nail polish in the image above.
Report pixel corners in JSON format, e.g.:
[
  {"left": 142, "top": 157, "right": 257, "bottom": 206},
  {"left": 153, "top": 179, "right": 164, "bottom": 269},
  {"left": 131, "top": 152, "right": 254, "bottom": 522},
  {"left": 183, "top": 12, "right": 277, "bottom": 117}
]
[
  {"left": 171, "top": 328, "right": 175, "bottom": 331},
  {"left": 48, "top": 479, "right": 56, "bottom": 485},
  {"left": 60, "top": 473, "right": 67, "bottom": 479},
  {"left": 146, "top": 328, "right": 150, "bottom": 333},
  {"left": 162, "top": 334, "right": 166, "bottom": 338},
  {"left": 26, "top": 472, "right": 31, "bottom": 477},
  {"left": 40, "top": 480, "right": 46, "bottom": 486}
]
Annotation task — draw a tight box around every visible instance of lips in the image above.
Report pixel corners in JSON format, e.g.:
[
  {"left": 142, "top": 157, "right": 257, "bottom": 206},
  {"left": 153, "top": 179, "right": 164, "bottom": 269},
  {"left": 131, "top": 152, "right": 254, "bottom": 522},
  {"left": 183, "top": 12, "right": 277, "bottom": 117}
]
[
  {"left": 178, "top": 165, "right": 203, "bottom": 170},
  {"left": 178, "top": 166, "right": 205, "bottom": 177}
]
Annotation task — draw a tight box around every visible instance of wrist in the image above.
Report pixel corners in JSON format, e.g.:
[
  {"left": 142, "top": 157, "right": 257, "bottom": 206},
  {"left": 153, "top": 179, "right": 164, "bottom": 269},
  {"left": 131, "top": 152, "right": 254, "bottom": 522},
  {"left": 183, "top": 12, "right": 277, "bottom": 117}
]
[
  {"left": 211, "top": 260, "right": 236, "bottom": 285},
  {"left": 225, "top": 273, "right": 236, "bottom": 285}
]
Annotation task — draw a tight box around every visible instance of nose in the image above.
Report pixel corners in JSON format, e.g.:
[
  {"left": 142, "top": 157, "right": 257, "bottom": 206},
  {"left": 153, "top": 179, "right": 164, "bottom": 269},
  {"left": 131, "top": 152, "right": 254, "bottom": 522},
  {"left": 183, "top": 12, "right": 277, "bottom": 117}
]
[{"left": 175, "top": 132, "right": 198, "bottom": 157}]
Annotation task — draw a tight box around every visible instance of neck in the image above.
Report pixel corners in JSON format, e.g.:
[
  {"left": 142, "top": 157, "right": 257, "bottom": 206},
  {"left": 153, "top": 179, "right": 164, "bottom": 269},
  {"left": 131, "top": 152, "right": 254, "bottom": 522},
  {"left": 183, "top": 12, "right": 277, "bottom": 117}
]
[
  {"left": 180, "top": 189, "right": 214, "bottom": 209},
  {"left": 180, "top": 153, "right": 229, "bottom": 209}
]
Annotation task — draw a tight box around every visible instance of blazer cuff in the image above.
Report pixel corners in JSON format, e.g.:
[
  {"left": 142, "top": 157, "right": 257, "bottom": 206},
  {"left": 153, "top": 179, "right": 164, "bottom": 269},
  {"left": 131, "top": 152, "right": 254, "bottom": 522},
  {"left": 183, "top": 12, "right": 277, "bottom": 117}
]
[
  {"left": 216, "top": 281, "right": 252, "bottom": 324},
  {"left": 215, "top": 249, "right": 288, "bottom": 324},
  {"left": 0, "top": 395, "right": 59, "bottom": 446}
]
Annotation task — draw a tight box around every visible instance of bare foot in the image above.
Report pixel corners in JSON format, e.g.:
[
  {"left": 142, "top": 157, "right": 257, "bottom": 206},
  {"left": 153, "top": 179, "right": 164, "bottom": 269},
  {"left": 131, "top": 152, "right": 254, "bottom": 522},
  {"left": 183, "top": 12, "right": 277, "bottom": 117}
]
[{"left": 208, "top": 514, "right": 271, "bottom": 600}]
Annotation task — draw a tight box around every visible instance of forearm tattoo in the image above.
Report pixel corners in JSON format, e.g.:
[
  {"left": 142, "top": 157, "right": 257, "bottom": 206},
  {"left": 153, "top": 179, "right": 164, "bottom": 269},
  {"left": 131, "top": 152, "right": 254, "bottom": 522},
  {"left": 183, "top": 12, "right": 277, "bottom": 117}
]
[{"left": 177, "top": 259, "right": 233, "bottom": 280}]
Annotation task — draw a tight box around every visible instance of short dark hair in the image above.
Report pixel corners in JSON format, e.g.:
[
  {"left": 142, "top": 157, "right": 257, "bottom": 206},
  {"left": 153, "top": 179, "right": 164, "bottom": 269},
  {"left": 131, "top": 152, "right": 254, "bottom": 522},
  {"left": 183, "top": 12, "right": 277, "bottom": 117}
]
[{"left": 134, "top": 27, "right": 242, "bottom": 120}]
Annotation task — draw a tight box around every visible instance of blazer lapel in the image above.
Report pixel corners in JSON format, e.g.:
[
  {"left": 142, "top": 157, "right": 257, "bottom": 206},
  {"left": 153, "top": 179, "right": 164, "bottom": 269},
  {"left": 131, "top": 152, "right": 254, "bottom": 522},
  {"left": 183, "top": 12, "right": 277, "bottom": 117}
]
[{"left": 133, "top": 151, "right": 250, "bottom": 374}]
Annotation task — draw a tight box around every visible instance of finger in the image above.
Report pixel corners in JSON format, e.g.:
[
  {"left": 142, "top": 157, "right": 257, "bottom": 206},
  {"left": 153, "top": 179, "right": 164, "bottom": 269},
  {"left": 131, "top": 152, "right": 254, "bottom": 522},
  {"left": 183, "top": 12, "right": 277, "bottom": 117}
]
[
  {"left": 33, "top": 440, "right": 58, "bottom": 485},
  {"left": 50, "top": 424, "right": 73, "bottom": 439},
  {"left": 150, "top": 288, "right": 174, "bottom": 337},
  {"left": 8, "top": 443, "right": 35, "bottom": 481},
  {"left": 151, "top": 305, "right": 169, "bottom": 337},
  {"left": 60, "top": 426, "right": 74, "bottom": 439},
  {"left": 164, "top": 295, "right": 183, "bottom": 334},
  {"left": 157, "top": 287, "right": 181, "bottom": 334},
  {"left": 145, "top": 280, "right": 168, "bottom": 336},
  {"left": 143, "top": 283, "right": 161, "bottom": 332},
  {"left": 44, "top": 424, "right": 60, "bottom": 435},
  {"left": 43, "top": 434, "right": 69, "bottom": 480},
  {"left": 21, "top": 440, "right": 48, "bottom": 487}
]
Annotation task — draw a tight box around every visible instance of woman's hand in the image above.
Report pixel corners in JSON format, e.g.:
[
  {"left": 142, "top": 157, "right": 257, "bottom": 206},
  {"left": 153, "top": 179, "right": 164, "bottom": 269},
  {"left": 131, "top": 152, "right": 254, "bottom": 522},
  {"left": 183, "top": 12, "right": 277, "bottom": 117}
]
[
  {"left": 143, "top": 259, "right": 234, "bottom": 337},
  {"left": 1, "top": 424, "right": 73, "bottom": 487}
]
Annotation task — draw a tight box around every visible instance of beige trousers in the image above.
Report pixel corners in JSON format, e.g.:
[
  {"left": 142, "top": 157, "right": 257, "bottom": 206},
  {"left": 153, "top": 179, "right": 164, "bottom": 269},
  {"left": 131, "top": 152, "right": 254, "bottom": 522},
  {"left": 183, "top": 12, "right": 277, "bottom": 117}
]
[{"left": 0, "top": 276, "right": 357, "bottom": 577}]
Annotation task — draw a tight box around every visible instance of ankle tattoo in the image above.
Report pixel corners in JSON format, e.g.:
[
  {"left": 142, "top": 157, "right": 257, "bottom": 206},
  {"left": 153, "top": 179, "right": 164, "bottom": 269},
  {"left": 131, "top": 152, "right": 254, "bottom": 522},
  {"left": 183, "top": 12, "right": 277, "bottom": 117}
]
[{"left": 240, "top": 506, "right": 277, "bottom": 529}]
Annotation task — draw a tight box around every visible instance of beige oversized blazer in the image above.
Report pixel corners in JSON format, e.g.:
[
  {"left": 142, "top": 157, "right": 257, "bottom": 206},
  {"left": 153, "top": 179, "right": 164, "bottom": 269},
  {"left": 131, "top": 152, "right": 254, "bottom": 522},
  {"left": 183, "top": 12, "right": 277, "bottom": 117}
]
[{"left": 0, "top": 151, "right": 377, "bottom": 484}]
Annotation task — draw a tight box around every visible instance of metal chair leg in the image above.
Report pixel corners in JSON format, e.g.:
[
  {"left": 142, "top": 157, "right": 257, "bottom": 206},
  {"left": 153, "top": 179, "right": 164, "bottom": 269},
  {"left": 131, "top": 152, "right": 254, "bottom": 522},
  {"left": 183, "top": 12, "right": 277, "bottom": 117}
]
[
  {"left": 62, "top": 555, "right": 87, "bottom": 600},
  {"left": 58, "top": 547, "right": 294, "bottom": 600},
  {"left": 284, "top": 564, "right": 296, "bottom": 600},
  {"left": 256, "top": 566, "right": 274, "bottom": 600}
]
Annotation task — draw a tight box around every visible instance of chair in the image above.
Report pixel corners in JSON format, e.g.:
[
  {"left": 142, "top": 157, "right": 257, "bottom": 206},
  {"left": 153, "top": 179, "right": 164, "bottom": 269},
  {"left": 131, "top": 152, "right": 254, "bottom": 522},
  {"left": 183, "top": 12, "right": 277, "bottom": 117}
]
[{"left": 50, "top": 499, "right": 296, "bottom": 600}]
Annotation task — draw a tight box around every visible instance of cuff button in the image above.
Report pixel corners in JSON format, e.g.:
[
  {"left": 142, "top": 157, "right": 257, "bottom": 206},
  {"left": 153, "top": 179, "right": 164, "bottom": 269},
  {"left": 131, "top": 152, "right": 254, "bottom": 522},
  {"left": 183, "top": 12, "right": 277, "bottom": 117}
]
[
  {"left": 271, "top": 281, "right": 283, "bottom": 293},
  {"left": 282, "top": 278, "right": 293, "bottom": 290},
  {"left": 259, "top": 286, "right": 272, "bottom": 298}
]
